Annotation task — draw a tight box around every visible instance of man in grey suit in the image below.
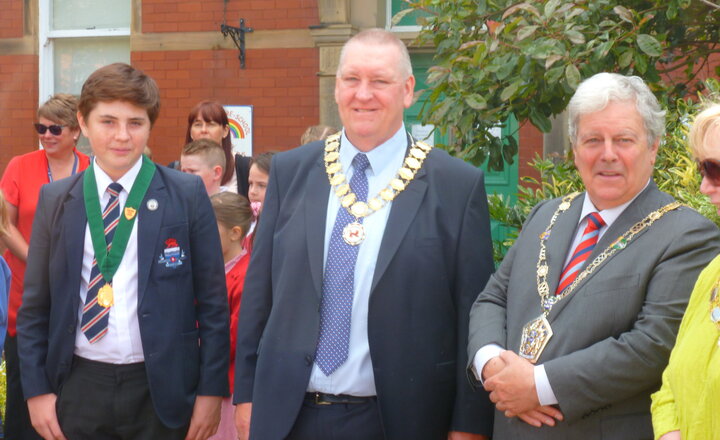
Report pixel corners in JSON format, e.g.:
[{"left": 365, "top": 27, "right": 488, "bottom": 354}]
[{"left": 468, "top": 72, "right": 720, "bottom": 439}]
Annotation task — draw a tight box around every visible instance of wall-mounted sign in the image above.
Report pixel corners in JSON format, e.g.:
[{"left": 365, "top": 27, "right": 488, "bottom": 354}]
[{"left": 224, "top": 105, "right": 253, "bottom": 157}]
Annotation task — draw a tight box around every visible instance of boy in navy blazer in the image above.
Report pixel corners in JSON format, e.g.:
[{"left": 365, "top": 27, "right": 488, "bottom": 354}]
[{"left": 17, "top": 63, "right": 229, "bottom": 440}]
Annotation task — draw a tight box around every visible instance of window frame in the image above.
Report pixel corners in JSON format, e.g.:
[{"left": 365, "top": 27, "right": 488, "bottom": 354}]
[
  {"left": 38, "top": 0, "right": 131, "bottom": 102},
  {"left": 386, "top": 0, "right": 422, "bottom": 32}
]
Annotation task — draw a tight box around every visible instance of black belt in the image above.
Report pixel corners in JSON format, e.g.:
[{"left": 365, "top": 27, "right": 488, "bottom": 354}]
[{"left": 305, "top": 392, "right": 375, "bottom": 405}]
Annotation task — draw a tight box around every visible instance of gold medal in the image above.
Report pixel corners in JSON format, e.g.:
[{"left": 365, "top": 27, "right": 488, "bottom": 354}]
[
  {"left": 416, "top": 141, "right": 432, "bottom": 152},
  {"left": 519, "top": 315, "right": 553, "bottom": 363},
  {"left": 410, "top": 148, "right": 426, "bottom": 160},
  {"left": 335, "top": 184, "right": 350, "bottom": 197},
  {"left": 330, "top": 174, "right": 346, "bottom": 186},
  {"left": 390, "top": 179, "right": 405, "bottom": 191},
  {"left": 341, "top": 193, "right": 356, "bottom": 208},
  {"left": 342, "top": 222, "right": 365, "bottom": 246},
  {"left": 350, "top": 201, "right": 368, "bottom": 218},
  {"left": 380, "top": 189, "right": 395, "bottom": 201},
  {"left": 398, "top": 167, "right": 413, "bottom": 180},
  {"left": 405, "top": 157, "right": 421, "bottom": 169},
  {"left": 368, "top": 198, "right": 382, "bottom": 211},
  {"left": 97, "top": 283, "right": 114, "bottom": 308},
  {"left": 124, "top": 207, "right": 137, "bottom": 220},
  {"left": 325, "top": 138, "right": 339, "bottom": 151},
  {"left": 326, "top": 162, "right": 342, "bottom": 174}
]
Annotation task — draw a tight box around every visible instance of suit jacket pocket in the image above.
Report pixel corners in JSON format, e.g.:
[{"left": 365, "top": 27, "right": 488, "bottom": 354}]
[
  {"left": 579, "top": 273, "right": 640, "bottom": 298},
  {"left": 415, "top": 237, "right": 442, "bottom": 249}
]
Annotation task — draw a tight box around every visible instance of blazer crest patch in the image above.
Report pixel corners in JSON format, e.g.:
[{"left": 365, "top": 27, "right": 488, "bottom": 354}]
[{"left": 158, "top": 238, "right": 186, "bottom": 268}]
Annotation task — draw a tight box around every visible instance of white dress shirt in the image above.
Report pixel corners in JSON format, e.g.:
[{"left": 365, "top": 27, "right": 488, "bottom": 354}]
[
  {"left": 473, "top": 180, "right": 650, "bottom": 405},
  {"left": 307, "top": 125, "right": 407, "bottom": 396},
  {"left": 74, "top": 158, "right": 145, "bottom": 364}
]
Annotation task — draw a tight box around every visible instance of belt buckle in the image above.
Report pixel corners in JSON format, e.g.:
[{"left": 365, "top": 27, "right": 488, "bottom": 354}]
[{"left": 314, "top": 392, "right": 332, "bottom": 405}]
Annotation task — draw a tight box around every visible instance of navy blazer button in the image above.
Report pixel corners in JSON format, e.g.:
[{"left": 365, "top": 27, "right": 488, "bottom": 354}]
[
  {"left": 305, "top": 355, "right": 313, "bottom": 365},
  {"left": 67, "top": 325, "right": 74, "bottom": 333}
]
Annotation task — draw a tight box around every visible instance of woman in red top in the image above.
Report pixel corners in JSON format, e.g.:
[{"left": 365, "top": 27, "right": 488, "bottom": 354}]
[
  {"left": 1, "top": 93, "right": 91, "bottom": 438},
  {"left": 209, "top": 191, "right": 253, "bottom": 440}
]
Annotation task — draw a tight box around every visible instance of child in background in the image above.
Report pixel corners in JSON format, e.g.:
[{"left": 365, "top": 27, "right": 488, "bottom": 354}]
[
  {"left": 180, "top": 139, "right": 226, "bottom": 196},
  {"left": 246, "top": 152, "right": 274, "bottom": 251},
  {"left": 0, "top": 192, "right": 13, "bottom": 434},
  {"left": 209, "top": 192, "right": 253, "bottom": 440}
]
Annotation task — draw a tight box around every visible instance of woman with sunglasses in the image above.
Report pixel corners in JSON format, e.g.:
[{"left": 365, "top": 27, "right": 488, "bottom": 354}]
[
  {"left": 651, "top": 103, "right": 720, "bottom": 440},
  {"left": 0, "top": 93, "right": 90, "bottom": 438}
]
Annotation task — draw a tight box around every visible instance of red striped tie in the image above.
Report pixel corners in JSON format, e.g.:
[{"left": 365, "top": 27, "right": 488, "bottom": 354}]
[{"left": 556, "top": 212, "right": 605, "bottom": 295}]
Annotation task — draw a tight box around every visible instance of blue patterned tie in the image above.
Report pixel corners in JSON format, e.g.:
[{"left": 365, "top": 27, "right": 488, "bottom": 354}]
[
  {"left": 81, "top": 182, "right": 123, "bottom": 343},
  {"left": 315, "top": 153, "right": 370, "bottom": 375}
]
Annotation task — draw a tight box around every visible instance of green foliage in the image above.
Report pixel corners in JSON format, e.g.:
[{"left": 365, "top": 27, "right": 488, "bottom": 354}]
[
  {"left": 488, "top": 78, "right": 720, "bottom": 258},
  {"left": 404, "top": 0, "right": 720, "bottom": 170}
]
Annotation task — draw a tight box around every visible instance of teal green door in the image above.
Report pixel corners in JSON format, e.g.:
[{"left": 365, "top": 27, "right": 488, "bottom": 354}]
[{"left": 405, "top": 53, "right": 519, "bottom": 245}]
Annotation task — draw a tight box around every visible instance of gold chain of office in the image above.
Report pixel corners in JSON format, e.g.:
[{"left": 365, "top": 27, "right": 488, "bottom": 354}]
[
  {"left": 535, "top": 193, "right": 681, "bottom": 313},
  {"left": 324, "top": 132, "right": 432, "bottom": 245},
  {"left": 519, "top": 193, "right": 681, "bottom": 363}
]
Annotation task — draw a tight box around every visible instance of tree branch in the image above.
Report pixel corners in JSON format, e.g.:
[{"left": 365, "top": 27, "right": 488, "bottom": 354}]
[{"left": 699, "top": 0, "right": 720, "bottom": 10}]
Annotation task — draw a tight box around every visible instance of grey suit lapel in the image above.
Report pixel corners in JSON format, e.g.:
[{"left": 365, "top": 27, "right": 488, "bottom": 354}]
[
  {"left": 306, "top": 156, "right": 330, "bottom": 299},
  {"left": 63, "top": 177, "right": 88, "bottom": 314},
  {"left": 594, "top": 182, "right": 664, "bottom": 253},
  {"left": 548, "top": 182, "right": 665, "bottom": 319},
  {"left": 137, "top": 170, "right": 167, "bottom": 306}
]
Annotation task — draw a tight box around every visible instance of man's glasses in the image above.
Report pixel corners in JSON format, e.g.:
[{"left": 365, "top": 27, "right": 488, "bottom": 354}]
[
  {"left": 34, "top": 123, "right": 65, "bottom": 136},
  {"left": 697, "top": 158, "right": 720, "bottom": 185}
]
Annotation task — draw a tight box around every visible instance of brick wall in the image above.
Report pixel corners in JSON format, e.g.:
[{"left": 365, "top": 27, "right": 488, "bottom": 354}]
[
  {"left": 0, "top": 56, "right": 38, "bottom": 174},
  {"left": 142, "top": 0, "right": 319, "bottom": 33},
  {"left": 0, "top": 0, "right": 23, "bottom": 38},
  {"left": 133, "top": 47, "right": 320, "bottom": 166}
]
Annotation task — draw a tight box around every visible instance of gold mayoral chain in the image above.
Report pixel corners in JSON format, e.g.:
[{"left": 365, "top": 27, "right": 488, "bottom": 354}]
[
  {"left": 709, "top": 279, "right": 720, "bottom": 346},
  {"left": 324, "top": 132, "right": 432, "bottom": 246},
  {"left": 519, "top": 193, "right": 681, "bottom": 363}
]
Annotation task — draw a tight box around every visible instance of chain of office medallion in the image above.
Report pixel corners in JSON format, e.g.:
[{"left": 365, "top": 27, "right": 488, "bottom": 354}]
[{"left": 536, "top": 195, "right": 681, "bottom": 315}]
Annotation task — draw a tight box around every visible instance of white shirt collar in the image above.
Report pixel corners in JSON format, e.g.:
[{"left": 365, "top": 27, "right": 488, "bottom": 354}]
[
  {"left": 579, "top": 178, "right": 651, "bottom": 228},
  {"left": 339, "top": 124, "right": 407, "bottom": 175},
  {"left": 93, "top": 157, "right": 143, "bottom": 197}
]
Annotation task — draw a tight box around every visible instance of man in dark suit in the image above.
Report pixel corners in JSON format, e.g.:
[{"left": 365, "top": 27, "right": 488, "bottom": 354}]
[
  {"left": 233, "top": 29, "right": 494, "bottom": 440},
  {"left": 17, "top": 63, "right": 229, "bottom": 440},
  {"left": 468, "top": 73, "right": 720, "bottom": 439}
]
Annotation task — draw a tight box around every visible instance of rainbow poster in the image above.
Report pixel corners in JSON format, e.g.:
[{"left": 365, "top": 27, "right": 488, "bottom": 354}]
[{"left": 224, "top": 105, "right": 253, "bottom": 156}]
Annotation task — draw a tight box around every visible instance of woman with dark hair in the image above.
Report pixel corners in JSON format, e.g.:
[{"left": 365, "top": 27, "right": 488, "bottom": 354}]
[
  {"left": 185, "top": 100, "right": 251, "bottom": 196},
  {"left": 1, "top": 93, "right": 91, "bottom": 438}
]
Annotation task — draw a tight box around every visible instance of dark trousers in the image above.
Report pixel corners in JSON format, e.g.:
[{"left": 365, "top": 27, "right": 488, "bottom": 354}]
[
  {"left": 56, "top": 356, "right": 188, "bottom": 440},
  {"left": 4, "top": 334, "right": 41, "bottom": 439},
  {"left": 286, "top": 397, "right": 385, "bottom": 440}
]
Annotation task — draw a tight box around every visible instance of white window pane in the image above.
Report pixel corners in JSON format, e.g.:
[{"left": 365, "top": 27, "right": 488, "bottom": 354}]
[
  {"left": 53, "top": 37, "right": 130, "bottom": 94},
  {"left": 52, "top": 0, "right": 130, "bottom": 30}
]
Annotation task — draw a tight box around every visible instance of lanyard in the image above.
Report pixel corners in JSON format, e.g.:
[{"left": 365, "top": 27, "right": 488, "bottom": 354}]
[
  {"left": 47, "top": 152, "right": 79, "bottom": 182},
  {"left": 82, "top": 156, "right": 156, "bottom": 283}
]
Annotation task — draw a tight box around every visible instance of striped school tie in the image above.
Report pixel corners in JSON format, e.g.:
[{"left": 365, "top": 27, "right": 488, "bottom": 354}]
[
  {"left": 81, "top": 182, "right": 123, "bottom": 343},
  {"left": 556, "top": 212, "right": 605, "bottom": 295}
]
